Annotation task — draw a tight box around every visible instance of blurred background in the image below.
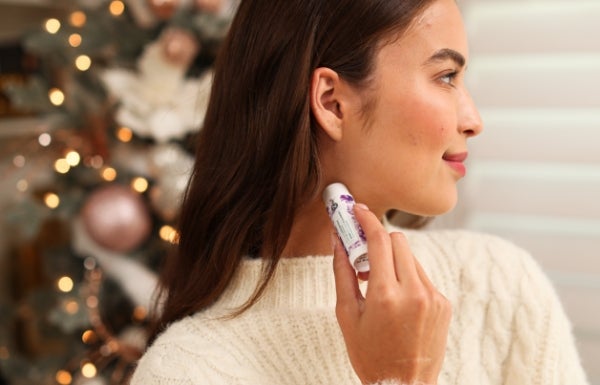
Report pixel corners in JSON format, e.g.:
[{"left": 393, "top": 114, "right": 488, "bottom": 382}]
[
  {"left": 0, "top": 0, "right": 598, "bottom": 384},
  {"left": 0, "top": 0, "right": 235, "bottom": 384},
  {"left": 457, "top": 0, "right": 600, "bottom": 382}
]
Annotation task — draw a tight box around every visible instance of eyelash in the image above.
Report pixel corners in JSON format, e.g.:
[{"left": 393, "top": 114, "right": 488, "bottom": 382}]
[{"left": 439, "top": 71, "right": 458, "bottom": 86}]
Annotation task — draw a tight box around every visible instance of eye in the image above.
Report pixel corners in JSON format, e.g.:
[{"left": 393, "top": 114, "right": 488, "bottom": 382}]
[{"left": 439, "top": 71, "right": 458, "bottom": 86}]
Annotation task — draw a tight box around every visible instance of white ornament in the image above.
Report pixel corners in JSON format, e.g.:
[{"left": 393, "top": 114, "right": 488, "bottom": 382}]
[{"left": 101, "top": 41, "right": 213, "bottom": 143}]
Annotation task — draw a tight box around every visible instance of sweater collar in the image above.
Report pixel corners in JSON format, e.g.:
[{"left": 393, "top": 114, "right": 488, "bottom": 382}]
[{"left": 207, "top": 255, "right": 338, "bottom": 315}]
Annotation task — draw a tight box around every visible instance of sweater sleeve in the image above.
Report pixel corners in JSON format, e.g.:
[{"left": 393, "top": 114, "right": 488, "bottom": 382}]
[{"left": 129, "top": 321, "right": 260, "bottom": 385}]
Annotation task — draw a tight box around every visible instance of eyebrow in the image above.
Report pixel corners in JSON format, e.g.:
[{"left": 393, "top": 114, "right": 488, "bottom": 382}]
[{"left": 424, "top": 48, "right": 466, "bottom": 68}]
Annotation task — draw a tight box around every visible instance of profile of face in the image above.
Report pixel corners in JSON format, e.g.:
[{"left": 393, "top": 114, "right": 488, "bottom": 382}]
[{"left": 313, "top": 0, "right": 483, "bottom": 218}]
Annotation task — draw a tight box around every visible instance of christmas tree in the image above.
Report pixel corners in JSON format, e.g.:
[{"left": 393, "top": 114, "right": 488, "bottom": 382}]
[{"left": 0, "top": 1, "right": 235, "bottom": 384}]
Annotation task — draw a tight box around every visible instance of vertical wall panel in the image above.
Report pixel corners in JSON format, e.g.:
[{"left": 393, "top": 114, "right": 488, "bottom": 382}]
[{"left": 452, "top": 1, "right": 600, "bottom": 382}]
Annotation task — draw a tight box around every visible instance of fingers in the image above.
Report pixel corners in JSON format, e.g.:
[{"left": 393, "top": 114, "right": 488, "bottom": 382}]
[
  {"left": 412, "top": 253, "right": 436, "bottom": 290},
  {"left": 352, "top": 204, "right": 397, "bottom": 285},
  {"left": 353, "top": 204, "right": 428, "bottom": 289},
  {"left": 389, "top": 231, "right": 420, "bottom": 286},
  {"left": 332, "top": 232, "right": 363, "bottom": 318}
]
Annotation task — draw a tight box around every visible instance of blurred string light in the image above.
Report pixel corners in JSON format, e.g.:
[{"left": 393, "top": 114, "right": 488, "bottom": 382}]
[
  {"left": 49, "top": 88, "right": 65, "bottom": 106},
  {"left": 64, "top": 300, "right": 79, "bottom": 315},
  {"left": 55, "top": 370, "right": 72, "bottom": 385},
  {"left": 101, "top": 167, "right": 117, "bottom": 181},
  {"left": 133, "top": 306, "right": 147, "bottom": 321},
  {"left": 81, "top": 330, "right": 97, "bottom": 344},
  {"left": 65, "top": 150, "right": 81, "bottom": 167},
  {"left": 68, "top": 33, "right": 82, "bottom": 48},
  {"left": 131, "top": 177, "right": 149, "bottom": 193},
  {"left": 38, "top": 133, "right": 52, "bottom": 147},
  {"left": 13, "top": 155, "right": 25, "bottom": 168},
  {"left": 88, "top": 155, "right": 104, "bottom": 169},
  {"left": 116, "top": 126, "right": 133, "bottom": 142},
  {"left": 16, "top": 179, "right": 28, "bottom": 192},
  {"left": 75, "top": 55, "right": 92, "bottom": 71},
  {"left": 44, "top": 192, "right": 60, "bottom": 209},
  {"left": 109, "top": 0, "right": 126, "bottom": 16},
  {"left": 83, "top": 257, "right": 96, "bottom": 271},
  {"left": 81, "top": 362, "right": 97, "bottom": 378},
  {"left": 69, "top": 11, "right": 86, "bottom": 27},
  {"left": 45, "top": 18, "right": 61, "bottom": 34},
  {"left": 159, "top": 225, "right": 179, "bottom": 244},
  {"left": 86, "top": 295, "right": 99, "bottom": 309},
  {"left": 54, "top": 158, "right": 70, "bottom": 174},
  {"left": 57, "top": 276, "right": 74, "bottom": 293},
  {"left": 47, "top": 150, "right": 83, "bottom": 177}
]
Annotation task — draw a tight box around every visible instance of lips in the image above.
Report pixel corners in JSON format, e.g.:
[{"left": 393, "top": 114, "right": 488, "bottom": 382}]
[
  {"left": 442, "top": 152, "right": 468, "bottom": 162},
  {"left": 443, "top": 152, "right": 468, "bottom": 177}
]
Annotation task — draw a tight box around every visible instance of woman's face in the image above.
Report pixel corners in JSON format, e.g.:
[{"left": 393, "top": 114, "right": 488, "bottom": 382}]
[{"left": 324, "top": 0, "right": 483, "bottom": 217}]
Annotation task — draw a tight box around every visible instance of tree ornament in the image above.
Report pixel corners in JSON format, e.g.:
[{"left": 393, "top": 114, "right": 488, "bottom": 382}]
[
  {"left": 147, "top": 0, "right": 180, "bottom": 20},
  {"left": 101, "top": 42, "right": 214, "bottom": 143},
  {"left": 161, "top": 28, "right": 200, "bottom": 68},
  {"left": 80, "top": 184, "right": 152, "bottom": 253}
]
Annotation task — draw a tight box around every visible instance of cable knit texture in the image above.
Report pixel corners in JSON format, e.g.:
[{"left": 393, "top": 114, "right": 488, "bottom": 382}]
[{"left": 130, "top": 230, "right": 589, "bottom": 385}]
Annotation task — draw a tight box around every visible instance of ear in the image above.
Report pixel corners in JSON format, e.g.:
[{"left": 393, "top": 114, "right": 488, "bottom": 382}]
[{"left": 310, "top": 67, "right": 344, "bottom": 141}]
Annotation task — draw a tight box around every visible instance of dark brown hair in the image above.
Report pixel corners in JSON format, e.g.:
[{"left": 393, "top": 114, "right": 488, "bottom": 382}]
[{"left": 150, "top": 0, "right": 434, "bottom": 340}]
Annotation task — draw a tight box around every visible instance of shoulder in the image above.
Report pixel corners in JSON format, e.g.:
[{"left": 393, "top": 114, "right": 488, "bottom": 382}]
[
  {"left": 402, "top": 227, "right": 529, "bottom": 260},
  {"left": 130, "top": 316, "right": 252, "bottom": 385},
  {"left": 398, "top": 228, "right": 555, "bottom": 300},
  {"left": 398, "top": 227, "right": 533, "bottom": 267}
]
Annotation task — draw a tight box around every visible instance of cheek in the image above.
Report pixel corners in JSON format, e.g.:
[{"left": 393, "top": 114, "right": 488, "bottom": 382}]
[
  {"left": 391, "top": 111, "right": 448, "bottom": 153},
  {"left": 400, "top": 97, "right": 455, "bottom": 151}
]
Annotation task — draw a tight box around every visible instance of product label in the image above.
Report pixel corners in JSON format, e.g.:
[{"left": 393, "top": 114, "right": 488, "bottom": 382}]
[{"left": 325, "top": 194, "right": 369, "bottom": 271}]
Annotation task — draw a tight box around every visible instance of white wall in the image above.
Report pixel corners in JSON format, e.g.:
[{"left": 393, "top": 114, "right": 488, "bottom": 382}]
[{"left": 456, "top": 1, "right": 600, "bottom": 382}]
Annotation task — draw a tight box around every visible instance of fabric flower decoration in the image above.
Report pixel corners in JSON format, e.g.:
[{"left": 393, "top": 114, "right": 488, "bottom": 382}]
[{"left": 101, "top": 35, "right": 212, "bottom": 143}]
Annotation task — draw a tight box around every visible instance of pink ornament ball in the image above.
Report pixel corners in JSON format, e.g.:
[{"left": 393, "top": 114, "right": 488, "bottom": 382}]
[{"left": 81, "top": 184, "right": 152, "bottom": 253}]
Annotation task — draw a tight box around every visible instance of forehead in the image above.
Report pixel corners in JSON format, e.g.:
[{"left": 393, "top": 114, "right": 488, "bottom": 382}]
[{"left": 381, "top": 0, "right": 469, "bottom": 65}]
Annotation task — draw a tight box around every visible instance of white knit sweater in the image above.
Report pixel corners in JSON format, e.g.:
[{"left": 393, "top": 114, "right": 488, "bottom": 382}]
[{"left": 130, "top": 230, "right": 589, "bottom": 385}]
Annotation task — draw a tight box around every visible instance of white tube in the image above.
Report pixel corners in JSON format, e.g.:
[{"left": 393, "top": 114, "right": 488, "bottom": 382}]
[{"left": 322, "top": 183, "right": 370, "bottom": 272}]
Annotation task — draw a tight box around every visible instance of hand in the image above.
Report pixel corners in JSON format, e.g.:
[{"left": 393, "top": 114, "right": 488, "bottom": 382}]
[{"left": 332, "top": 203, "right": 451, "bottom": 385}]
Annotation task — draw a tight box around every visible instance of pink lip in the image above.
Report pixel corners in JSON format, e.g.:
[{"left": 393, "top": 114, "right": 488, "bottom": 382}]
[
  {"left": 442, "top": 152, "right": 468, "bottom": 162},
  {"left": 443, "top": 152, "right": 468, "bottom": 177}
]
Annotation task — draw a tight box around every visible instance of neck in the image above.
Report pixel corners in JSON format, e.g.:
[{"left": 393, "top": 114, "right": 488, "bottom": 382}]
[{"left": 281, "top": 197, "right": 334, "bottom": 258}]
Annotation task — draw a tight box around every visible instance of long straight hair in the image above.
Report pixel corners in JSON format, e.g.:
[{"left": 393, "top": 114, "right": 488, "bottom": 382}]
[{"left": 151, "top": 0, "right": 434, "bottom": 340}]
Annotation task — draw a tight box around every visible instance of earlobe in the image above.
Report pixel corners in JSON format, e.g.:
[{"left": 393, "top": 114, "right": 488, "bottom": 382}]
[{"left": 310, "top": 67, "right": 344, "bottom": 141}]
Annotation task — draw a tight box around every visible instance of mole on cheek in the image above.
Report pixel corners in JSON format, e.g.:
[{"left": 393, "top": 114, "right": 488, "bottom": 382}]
[{"left": 408, "top": 132, "right": 420, "bottom": 146}]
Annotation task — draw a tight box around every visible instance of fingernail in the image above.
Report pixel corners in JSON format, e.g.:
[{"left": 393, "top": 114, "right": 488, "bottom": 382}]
[{"left": 354, "top": 203, "right": 369, "bottom": 211}]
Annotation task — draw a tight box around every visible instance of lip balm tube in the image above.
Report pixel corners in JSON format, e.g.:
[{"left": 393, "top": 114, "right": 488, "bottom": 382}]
[{"left": 322, "top": 183, "right": 370, "bottom": 273}]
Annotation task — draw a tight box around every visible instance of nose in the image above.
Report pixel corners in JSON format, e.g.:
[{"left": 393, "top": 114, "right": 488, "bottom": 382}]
[{"left": 458, "top": 88, "right": 483, "bottom": 137}]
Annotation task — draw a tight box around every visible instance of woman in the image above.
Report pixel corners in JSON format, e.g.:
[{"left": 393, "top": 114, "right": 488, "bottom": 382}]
[{"left": 131, "top": 0, "right": 589, "bottom": 384}]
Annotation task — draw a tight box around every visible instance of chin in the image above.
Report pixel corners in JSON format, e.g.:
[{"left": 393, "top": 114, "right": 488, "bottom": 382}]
[{"left": 413, "top": 191, "right": 458, "bottom": 217}]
